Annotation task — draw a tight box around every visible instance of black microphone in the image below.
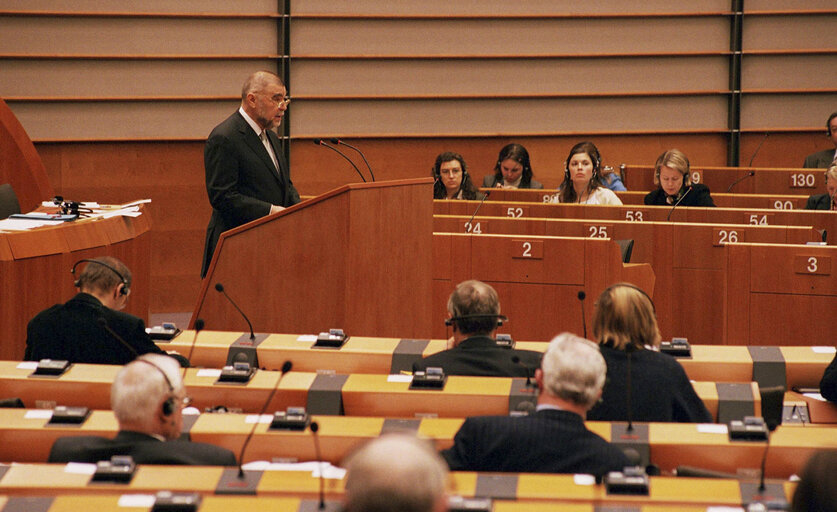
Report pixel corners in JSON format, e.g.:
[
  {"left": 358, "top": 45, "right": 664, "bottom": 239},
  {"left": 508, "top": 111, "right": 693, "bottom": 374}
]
[
  {"left": 577, "top": 291, "right": 587, "bottom": 339},
  {"left": 237, "top": 360, "right": 293, "bottom": 478},
  {"left": 181, "top": 318, "right": 204, "bottom": 379},
  {"left": 464, "top": 190, "right": 491, "bottom": 232},
  {"left": 330, "top": 138, "right": 375, "bottom": 182},
  {"left": 758, "top": 417, "right": 780, "bottom": 493},
  {"left": 310, "top": 421, "right": 326, "bottom": 510},
  {"left": 511, "top": 355, "right": 534, "bottom": 388},
  {"left": 726, "top": 170, "right": 755, "bottom": 193},
  {"left": 98, "top": 317, "right": 139, "bottom": 358},
  {"left": 624, "top": 344, "right": 635, "bottom": 433},
  {"left": 748, "top": 131, "right": 769, "bottom": 167},
  {"left": 215, "top": 283, "right": 255, "bottom": 340},
  {"left": 666, "top": 186, "right": 692, "bottom": 221},
  {"left": 313, "top": 139, "right": 366, "bottom": 183}
]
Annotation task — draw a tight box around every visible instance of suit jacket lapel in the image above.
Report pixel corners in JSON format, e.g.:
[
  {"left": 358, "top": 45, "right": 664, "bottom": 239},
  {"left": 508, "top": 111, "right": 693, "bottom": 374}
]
[
  {"left": 266, "top": 130, "right": 289, "bottom": 187},
  {"left": 236, "top": 116, "right": 283, "bottom": 181}
]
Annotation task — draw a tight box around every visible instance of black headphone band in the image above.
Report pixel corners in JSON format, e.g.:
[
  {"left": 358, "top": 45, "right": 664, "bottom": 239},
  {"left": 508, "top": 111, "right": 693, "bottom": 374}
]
[
  {"left": 133, "top": 358, "right": 176, "bottom": 416},
  {"left": 603, "top": 283, "right": 656, "bottom": 313},
  {"left": 445, "top": 313, "right": 508, "bottom": 327},
  {"left": 71, "top": 259, "right": 129, "bottom": 295}
]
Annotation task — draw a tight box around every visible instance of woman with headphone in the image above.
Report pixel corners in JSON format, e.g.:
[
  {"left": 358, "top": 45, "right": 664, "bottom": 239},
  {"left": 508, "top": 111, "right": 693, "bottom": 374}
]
[
  {"left": 549, "top": 141, "right": 622, "bottom": 205},
  {"left": 433, "top": 151, "right": 483, "bottom": 200},
  {"left": 644, "top": 149, "right": 715, "bottom": 207},
  {"left": 483, "top": 143, "right": 543, "bottom": 189},
  {"left": 586, "top": 284, "right": 712, "bottom": 423}
]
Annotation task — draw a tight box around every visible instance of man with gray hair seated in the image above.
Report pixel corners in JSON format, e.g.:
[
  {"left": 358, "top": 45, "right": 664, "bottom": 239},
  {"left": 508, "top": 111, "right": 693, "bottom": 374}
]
[
  {"left": 344, "top": 433, "right": 449, "bottom": 512},
  {"left": 48, "top": 354, "right": 236, "bottom": 465},
  {"left": 441, "top": 332, "right": 630, "bottom": 475}
]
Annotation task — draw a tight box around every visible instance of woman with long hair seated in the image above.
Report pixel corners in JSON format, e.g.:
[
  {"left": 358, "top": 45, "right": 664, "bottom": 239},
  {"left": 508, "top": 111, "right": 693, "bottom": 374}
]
[
  {"left": 644, "top": 149, "right": 715, "bottom": 206},
  {"left": 586, "top": 283, "right": 712, "bottom": 423},
  {"left": 433, "top": 152, "right": 482, "bottom": 200},
  {"left": 549, "top": 141, "right": 622, "bottom": 205},
  {"left": 482, "top": 143, "right": 543, "bottom": 189}
]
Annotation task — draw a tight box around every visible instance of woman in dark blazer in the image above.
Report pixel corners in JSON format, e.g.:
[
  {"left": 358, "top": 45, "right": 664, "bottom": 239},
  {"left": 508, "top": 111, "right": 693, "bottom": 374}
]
[
  {"left": 644, "top": 149, "right": 715, "bottom": 207},
  {"left": 586, "top": 283, "right": 712, "bottom": 423},
  {"left": 482, "top": 143, "right": 543, "bottom": 189}
]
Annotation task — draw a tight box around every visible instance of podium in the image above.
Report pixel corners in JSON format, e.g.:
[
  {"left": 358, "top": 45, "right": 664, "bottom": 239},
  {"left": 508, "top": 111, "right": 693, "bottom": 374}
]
[{"left": 193, "top": 178, "right": 434, "bottom": 338}]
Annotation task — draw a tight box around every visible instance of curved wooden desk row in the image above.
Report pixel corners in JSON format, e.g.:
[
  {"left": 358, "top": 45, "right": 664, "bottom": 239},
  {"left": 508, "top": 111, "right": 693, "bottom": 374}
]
[
  {"left": 618, "top": 166, "right": 826, "bottom": 197},
  {"left": 0, "top": 203, "right": 152, "bottom": 362},
  {"left": 0, "top": 464, "right": 798, "bottom": 508},
  {"left": 482, "top": 188, "right": 813, "bottom": 211},
  {"left": 156, "top": 331, "right": 835, "bottom": 389},
  {"left": 2, "top": 408, "right": 835, "bottom": 478}
]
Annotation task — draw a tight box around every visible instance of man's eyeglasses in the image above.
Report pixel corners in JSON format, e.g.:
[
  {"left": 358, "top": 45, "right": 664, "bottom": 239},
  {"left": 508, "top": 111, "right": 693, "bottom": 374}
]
[{"left": 257, "top": 92, "right": 290, "bottom": 107}]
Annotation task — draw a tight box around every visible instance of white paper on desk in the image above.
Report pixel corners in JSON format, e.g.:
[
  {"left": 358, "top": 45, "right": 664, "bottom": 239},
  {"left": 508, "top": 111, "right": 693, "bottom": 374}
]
[
  {"left": 803, "top": 392, "right": 827, "bottom": 402},
  {"left": 41, "top": 201, "right": 100, "bottom": 208},
  {"left": 312, "top": 463, "right": 346, "bottom": 480},
  {"left": 196, "top": 368, "right": 222, "bottom": 378},
  {"left": 573, "top": 474, "right": 596, "bottom": 486},
  {"left": 697, "top": 423, "right": 728, "bottom": 434},
  {"left": 16, "top": 361, "right": 38, "bottom": 370},
  {"left": 24, "top": 409, "right": 53, "bottom": 419},
  {"left": 245, "top": 414, "right": 273, "bottom": 424},
  {"left": 103, "top": 206, "right": 142, "bottom": 218},
  {"left": 0, "top": 218, "right": 59, "bottom": 231},
  {"left": 243, "top": 460, "right": 346, "bottom": 479},
  {"left": 812, "top": 346, "right": 837, "bottom": 354},
  {"left": 121, "top": 199, "right": 152, "bottom": 208},
  {"left": 707, "top": 508, "right": 745, "bottom": 512},
  {"left": 297, "top": 334, "right": 318, "bottom": 343},
  {"left": 117, "top": 494, "right": 156, "bottom": 508},
  {"left": 387, "top": 374, "right": 413, "bottom": 383},
  {"left": 64, "top": 462, "right": 97, "bottom": 475}
]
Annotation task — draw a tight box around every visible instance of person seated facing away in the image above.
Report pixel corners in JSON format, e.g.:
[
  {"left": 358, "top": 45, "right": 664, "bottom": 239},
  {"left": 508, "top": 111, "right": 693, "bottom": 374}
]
[
  {"left": 549, "top": 141, "right": 623, "bottom": 205},
  {"left": 413, "top": 280, "right": 542, "bottom": 377},
  {"left": 804, "top": 163, "right": 837, "bottom": 211},
  {"left": 49, "top": 354, "right": 236, "bottom": 466},
  {"left": 644, "top": 149, "right": 715, "bottom": 207},
  {"left": 791, "top": 450, "right": 837, "bottom": 512},
  {"left": 343, "top": 434, "right": 449, "bottom": 512},
  {"left": 586, "top": 284, "right": 712, "bottom": 423},
  {"left": 441, "top": 332, "right": 631, "bottom": 475},
  {"left": 432, "top": 151, "right": 483, "bottom": 200},
  {"left": 25, "top": 257, "right": 179, "bottom": 366},
  {"left": 820, "top": 352, "right": 837, "bottom": 403},
  {"left": 803, "top": 111, "right": 837, "bottom": 168},
  {"left": 482, "top": 143, "right": 544, "bottom": 189}
]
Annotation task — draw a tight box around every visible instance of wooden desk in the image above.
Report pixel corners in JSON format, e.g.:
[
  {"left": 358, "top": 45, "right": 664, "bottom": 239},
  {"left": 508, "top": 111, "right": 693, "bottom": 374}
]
[
  {"left": 2, "top": 408, "right": 833, "bottom": 479},
  {"left": 0, "top": 464, "right": 797, "bottom": 508},
  {"left": 434, "top": 213, "right": 818, "bottom": 344},
  {"left": 159, "top": 332, "right": 834, "bottom": 391},
  {"left": 0, "top": 204, "right": 151, "bottom": 361}
]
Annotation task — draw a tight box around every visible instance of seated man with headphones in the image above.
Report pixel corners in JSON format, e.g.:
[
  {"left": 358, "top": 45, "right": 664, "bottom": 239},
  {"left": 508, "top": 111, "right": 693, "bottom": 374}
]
[
  {"left": 25, "top": 256, "right": 181, "bottom": 366},
  {"left": 49, "top": 354, "right": 236, "bottom": 465},
  {"left": 413, "top": 280, "right": 542, "bottom": 377}
]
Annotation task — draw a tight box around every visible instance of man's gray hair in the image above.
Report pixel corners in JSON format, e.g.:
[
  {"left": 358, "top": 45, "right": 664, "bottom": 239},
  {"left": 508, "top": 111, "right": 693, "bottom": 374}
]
[
  {"left": 241, "top": 70, "right": 283, "bottom": 101},
  {"left": 111, "top": 354, "right": 182, "bottom": 427},
  {"left": 540, "top": 332, "right": 606, "bottom": 409},
  {"left": 344, "top": 434, "right": 448, "bottom": 512}
]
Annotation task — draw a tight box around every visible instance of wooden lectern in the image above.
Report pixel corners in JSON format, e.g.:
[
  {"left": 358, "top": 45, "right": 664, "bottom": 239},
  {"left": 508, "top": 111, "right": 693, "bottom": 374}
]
[{"left": 193, "top": 178, "right": 434, "bottom": 339}]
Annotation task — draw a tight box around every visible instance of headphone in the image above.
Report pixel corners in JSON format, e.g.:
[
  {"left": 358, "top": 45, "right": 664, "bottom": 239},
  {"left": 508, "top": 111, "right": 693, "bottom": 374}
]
[
  {"left": 134, "top": 358, "right": 177, "bottom": 416},
  {"left": 602, "top": 282, "right": 656, "bottom": 314},
  {"left": 71, "top": 259, "right": 129, "bottom": 296},
  {"left": 445, "top": 313, "right": 508, "bottom": 328}
]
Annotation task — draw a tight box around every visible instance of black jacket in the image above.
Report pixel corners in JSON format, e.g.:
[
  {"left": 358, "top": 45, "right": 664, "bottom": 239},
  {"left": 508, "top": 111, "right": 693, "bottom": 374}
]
[
  {"left": 442, "top": 408, "right": 630, "bottom": 475},
  {"left": 805, "top": 193, "right": 834, "bottom": 211},
  {"left": 644, "top": 183, "right": 715, "bottom": 207},
  {"left": 821, "top": 353, "right": 837, "bottom": 403},
  {"left": 413, "top": 335, "right": 542, "bottom": 378}
]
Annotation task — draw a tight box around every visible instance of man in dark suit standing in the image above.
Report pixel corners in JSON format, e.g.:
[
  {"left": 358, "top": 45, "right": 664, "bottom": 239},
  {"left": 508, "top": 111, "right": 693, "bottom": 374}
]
[
  {"left": 803, "top": 112, "right": 837, "bottom": 168},
  {"left": 25, "top": 257, "right": 179, "bottom": 366},
  {"left": 441, "top": 332, "right": 630, "bottom": 475},
  {"left": 413, "top": 280, "right": 542, "bottom": 377},
  {"left": 201, "top": 70, "right": 300, "bottom": 277},
  {"left": 49, "top": 354, "right": 236, "bottom": 466}
]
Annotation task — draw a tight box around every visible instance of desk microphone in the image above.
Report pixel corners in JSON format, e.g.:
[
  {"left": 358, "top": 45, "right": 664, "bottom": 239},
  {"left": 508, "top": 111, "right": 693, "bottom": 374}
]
[
  {"left": 624, "top": 344, "right": 635, "bottom": 433},
  {"left": 181, "top": 318, "right": 204, "bottom": 379},
  {"left": 330, "top": 138, "right": 375, "bottom": 182},
  {"left": 215, "top": 283, "right": 255, "bottom": 341},
  {"left": 313, "top": 139, "right": 366, "bottom": 183},
  {"left": 510, "top": 355, "right": 535, "bottom": 388},
  {"left": 747, "top": 131, "right": 769, "bottom": 168},
  {"left": 726, "top": 171, "right": 755, "bottom": 193},
  {"left": 758, "top": 417, "right": 780, "bottom": 493},
  {"left": 310, "top": 421, "right": 326, "bottom": 510},
  {"left": 98, "top": 317, "right": 139, "bottom": 358},
  {"left": 464, "top": 190, "right": 491, "bottom": 231},
  {"left": 577, "top": 291, "right": 587, "bottom": 339},
  {"left": 236, "top": 360, "right": 293, "bottom": 478},
  {"left": 666, "top": 186, "right": 692, "bottom": 221}
]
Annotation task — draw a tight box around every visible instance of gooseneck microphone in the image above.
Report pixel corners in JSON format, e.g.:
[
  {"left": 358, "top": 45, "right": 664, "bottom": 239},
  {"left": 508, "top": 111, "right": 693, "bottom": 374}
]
[
  {"left": 748, "top": 131, "right": 769, "bottom": 167},
  {"left": 726, "top": 171, "right": 755, "bottom": 193},
  {"left": 214, "top": 283, "right": 255, "bottom": 340},
  {"left": 182, "top": 318, "right": 204, "bottom": 379},
  {"left": 511, "top": 355, "right": 534, "bottom": 388},
  {"left": 758, "top": 417, "right": 780, "bottom": 493},
  {"left": 313, "top": 139, "right": 366, "bottom": 183},
  {"left": 624, "top": 344, "right": 635, "bottom": 433},
  {"left": 310, "top": 421, "right": 326, "bottom": 510},
  {"left": 237, "top": 360, "right": 293, "bottom": 478},
  {"left": 98, "top": 317, "right": 139, "bottom": 357},
  {"left": 330, "top": 138, "right": 375, "bottom": 182},
  {"left": 666, "top": 186, "right": 692, "bottom": 221},
  {"left": 577, "top": 291, "right": 587, "bottom": 339},
  {"left": 464, "top": 190, "right": 491, "bottom": 231}
]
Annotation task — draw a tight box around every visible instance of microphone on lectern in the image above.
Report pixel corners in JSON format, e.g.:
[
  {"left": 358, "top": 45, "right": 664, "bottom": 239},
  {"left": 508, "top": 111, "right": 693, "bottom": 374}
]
[
  {"left": 330, "top": 138, "right": 375, "bottom": 182},
  {"left": 215, "top": 283, "right": 255, "bottom": 340},
  {"left": 313, "top": 139, "right": 366, "bottom": 183}
]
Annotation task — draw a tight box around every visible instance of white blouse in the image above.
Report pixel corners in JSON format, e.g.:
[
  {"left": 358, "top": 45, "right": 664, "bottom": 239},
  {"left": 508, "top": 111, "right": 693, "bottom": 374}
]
[{"left": 548, "top": 187, "right": 623, "bottom": 205}]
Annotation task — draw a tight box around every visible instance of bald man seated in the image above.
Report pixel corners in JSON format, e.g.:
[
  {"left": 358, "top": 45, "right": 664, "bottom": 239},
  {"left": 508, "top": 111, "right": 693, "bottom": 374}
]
[{"left": 48, "top": 354, "right": 236, "bottom": 466}]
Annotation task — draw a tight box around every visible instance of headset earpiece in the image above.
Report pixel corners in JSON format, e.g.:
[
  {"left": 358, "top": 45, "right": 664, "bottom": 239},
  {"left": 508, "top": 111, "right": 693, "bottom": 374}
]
[
  {"left": 133, "top": 359, "right": 177, "bottom": 417},
  {"left": 71, "top": 259, "right": 129, "bottom": 295},
  {"left": 161, "top": 397, "right": 175, "bottom": 416}
]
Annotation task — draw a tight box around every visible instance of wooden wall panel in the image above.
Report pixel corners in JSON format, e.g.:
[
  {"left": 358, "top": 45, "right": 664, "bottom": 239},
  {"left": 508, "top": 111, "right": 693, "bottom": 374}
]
[
  {"left": 1, "top": 0, "right": 278, "bottom": 13},
  {"left": 740, "top": 94, "right": 837, "bottom": 130},
  {"left": 742, "top": 14, "right": 837, "bottom": 50},
  {"left": 742, "top": 55, "right": 837, "bottom": 90}
]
